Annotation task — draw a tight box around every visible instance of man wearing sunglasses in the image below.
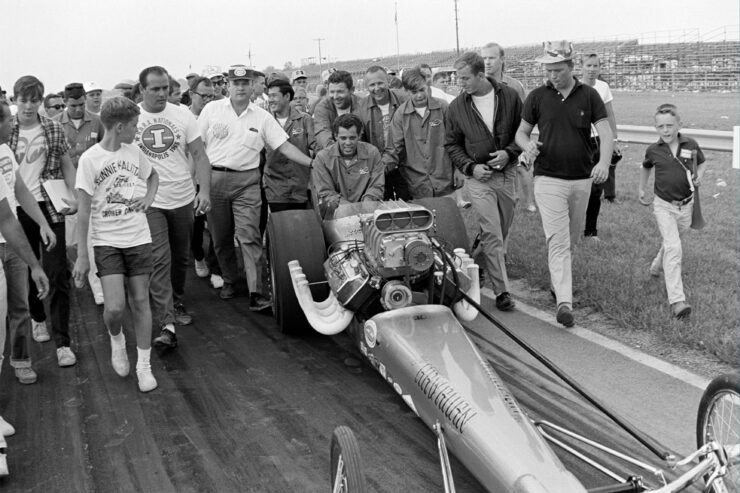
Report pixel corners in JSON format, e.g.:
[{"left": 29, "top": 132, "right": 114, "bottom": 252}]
[
  {"left": 207, "top": 71, "right": 227, "bottom": 101},
  {"left": 56, "top": 82, "right": 106, "bottom": 304},
  {"left": 43, "top": 94, "right": 65, "bottom": 119}
]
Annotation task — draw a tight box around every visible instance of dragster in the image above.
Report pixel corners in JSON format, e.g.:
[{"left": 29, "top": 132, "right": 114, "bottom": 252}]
[{"left": 266, "top": 197, "right": 739, "bottom": 493}]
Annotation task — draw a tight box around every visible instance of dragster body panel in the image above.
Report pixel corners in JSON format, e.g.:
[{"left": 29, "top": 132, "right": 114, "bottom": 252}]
[{"left": 356, "top": 305, "right": 587, "bottom": 493}]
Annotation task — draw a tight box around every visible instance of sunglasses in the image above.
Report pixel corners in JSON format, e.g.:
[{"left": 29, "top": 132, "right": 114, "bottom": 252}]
[
  {"left": 212, "top": 80, "right": 225, "bottom": 86},
  {"left": 46, "top": 104, "right": 66, "bottom": 110},
  {"left": 194, "top": 92, "right": 214, "bottom": 101}
]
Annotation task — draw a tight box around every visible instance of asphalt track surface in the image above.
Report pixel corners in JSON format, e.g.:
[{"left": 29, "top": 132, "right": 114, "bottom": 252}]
[{"left": 0, "top": 275, "right": 708, "bottom": 492}]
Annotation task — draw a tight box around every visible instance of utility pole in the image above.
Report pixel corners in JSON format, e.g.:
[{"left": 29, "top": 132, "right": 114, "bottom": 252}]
[
  {"left": 247, "top": 46, "right": 254, "bottom": 68},
  {"left": 395, "top": 0, "right": 401, "bottom": 74},
  {"left": 314, "top": 37, "right": 325, "bottom": 75},
  {"left": 454, "top": 0, "right": 460, "bottom": 55}
]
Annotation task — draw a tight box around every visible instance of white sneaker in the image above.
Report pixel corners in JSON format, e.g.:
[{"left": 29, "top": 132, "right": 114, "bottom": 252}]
[
  {"left": 210, "top": 274, "right": 224, "bottom": 289},
  {"left": 32, "top": 321, "right": 50, "bottom": 342},
  {"left": 136, "top": 369, "right": 158, "bottom": 393},
  {"left": 56, "top": 347, "right": 77, "bottom": 367},
  {"left": 194, "top": 259, "right": 210, "bottom": 278},
  {"left": 0, "top": 416, "right": 15, "bottom": 437},
  {"left": 94, "top": 293, "right": 105, "bottom": 305},
  {"left": 111, "top": 345, "right": 130, "bottom": 377}
]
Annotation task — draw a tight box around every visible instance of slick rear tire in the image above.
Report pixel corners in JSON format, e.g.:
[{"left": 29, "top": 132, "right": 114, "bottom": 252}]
[
  {"left": 330, "top": 426, "right": 366, "bottom": 493},
  {"left": 696, "top": 372, "right": 740, "bottom": 493},
  {"left": 267, "top": 209, "right": 326, "bottom": 336},
  {"left": 414, "top": 196, "right": 469, "bottom": 252}
]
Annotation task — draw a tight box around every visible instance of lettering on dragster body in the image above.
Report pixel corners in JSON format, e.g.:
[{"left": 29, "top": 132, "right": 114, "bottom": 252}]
[
  {"left": 95, "top": 160, "right": 140, "bottom": 185},
  {"left": 414, "top": 363, "right": 477, "bottom": 433}
]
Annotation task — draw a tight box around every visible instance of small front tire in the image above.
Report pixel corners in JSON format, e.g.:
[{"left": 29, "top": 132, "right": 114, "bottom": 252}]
[{"left": 330, "top": 426, "right": 366, "bottom": 493}]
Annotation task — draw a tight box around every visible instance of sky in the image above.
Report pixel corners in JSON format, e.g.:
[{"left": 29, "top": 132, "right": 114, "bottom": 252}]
[{"left": 1, "top": 0, "right": 737, "bottom": 93}]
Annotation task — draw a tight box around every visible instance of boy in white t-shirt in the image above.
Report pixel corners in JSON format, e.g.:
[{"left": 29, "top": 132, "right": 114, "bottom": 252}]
[{"left": 72, "top": 97, "right": 160, "bottom": 392}]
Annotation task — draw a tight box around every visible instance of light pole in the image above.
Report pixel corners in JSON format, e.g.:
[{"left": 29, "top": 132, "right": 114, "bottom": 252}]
[
  {"left": 314, "top": 37, "right": 325, "bottom": 76},
  {"left": 454, "top": 0, "right": 460, "bottom": 55}
]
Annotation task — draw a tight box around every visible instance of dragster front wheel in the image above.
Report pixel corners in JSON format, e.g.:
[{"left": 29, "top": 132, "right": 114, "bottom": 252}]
[
  {"left": 330, "top": 426, "right": 366, "bottom": 493},
  {"left": 696, "top": 372, "right": 740, "bottom": 493}
]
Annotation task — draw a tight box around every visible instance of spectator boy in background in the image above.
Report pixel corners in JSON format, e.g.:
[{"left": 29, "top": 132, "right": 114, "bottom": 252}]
[
  {"left": 313, "top": 113, "right": 384, "bottom": 208},
  {"left": 11, "top": 75, "right": 78, "bottom": 366},
  {"left": 73, "top": 97, "right": 160, "bottom": 392},
  {"left": 640, "top": 103, "right": 705, "bottom": 319},
  {"left": 84, "top": 82, "right": 103, "bottom": 115},
  {"left": 582, "top": 53, "right": 620, "bottom": 240},
  {"left": 383, "top": 67, "right": 453, "bottom": 199}
]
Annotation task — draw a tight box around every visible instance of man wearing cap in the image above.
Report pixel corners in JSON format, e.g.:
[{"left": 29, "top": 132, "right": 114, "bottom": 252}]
[
  {"left": 206, "top": 71, "right": 227, "bottom": 101},
  {"left": 135, "top": 66, "right": 212, "bottom": 348},
  {"left": 84, "top": 82, "right": 103, "bottom": 115},
  {"left": 515, "top": 41, "right": 613, "bottom": 328},
  {"left": 313, "top": 70, "right": 362, "bottom": 150},
  {"left": 56, "top": 82, "right": 105, "bottom": 304},
  {"left": 444, "top": 52, "right": 522, "bottom": 313},
  {"left": 198, "top": 65, "right": 313, "bottom": 311},
  {"left": 291, "top": 70, "right": 308, "bottom": 91}
]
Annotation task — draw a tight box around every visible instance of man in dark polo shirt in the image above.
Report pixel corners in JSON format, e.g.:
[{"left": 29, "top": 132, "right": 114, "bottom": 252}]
[{"left": 515, "top": 40, "right": 613, "bottom": 328}]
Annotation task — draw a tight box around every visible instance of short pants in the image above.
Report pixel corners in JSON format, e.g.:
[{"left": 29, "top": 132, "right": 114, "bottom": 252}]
[{"left": 94, "top": 243, "right": 153, "bottom": 278}]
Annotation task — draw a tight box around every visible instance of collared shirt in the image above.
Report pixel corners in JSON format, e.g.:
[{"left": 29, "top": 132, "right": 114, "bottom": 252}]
[
  {"left": 313, "top": 94, "right": 362, "bottom": 150},
  {"left": 501, "top": 74, "right": 526, "bottom": 102},
  {"left": 383, "top": 97, "right": 453, "bottom": 198},
  {"left": 356, "top": 89, "right": 406, "bottom": 152},
  {"left": 312, "top": 141, "right": 385, "bottom": 203},
  {"left": 522, "top": 78, "right": 608, "bottom": 180},
  {"left": 9, "top": 114, "right": 71, "bottom": 223},
  {"left": 643, "top": 133, "right": 705, "bottom": 203},
  {"left": 56, "top": 110, "right": 105, "bottom": 167},
  {"left": 198, "top": 98, "right": 288, "bottom": 171},
  {"left": 264, "top": 107, "right": 315, "bottom": 203}
]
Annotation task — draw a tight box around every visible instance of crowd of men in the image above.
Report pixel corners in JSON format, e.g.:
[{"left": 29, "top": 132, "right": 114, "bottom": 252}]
[{"left": 6, "top": 38, "right": 705, "bottom": 450}]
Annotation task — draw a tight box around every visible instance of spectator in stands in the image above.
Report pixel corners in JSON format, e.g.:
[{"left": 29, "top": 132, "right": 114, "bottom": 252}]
[
  {"left": 640, "top": 103, "right": 705, "bottom": 320},
  {"left": 313, "top": 113, "right": 384, "bottom": 209},
  {"left": 515, "top": 41, "right": 613, "bottom": 327},
  {"left": 58, "top": 82, "right": 105, "bottom": 304},
  {"left": 43, "top": 94, "right": 65, "bottom": 119},
  {"left": 198, "top": 65, "right": 312, "bottom": 309},
  {"left": 313, "top": 70, "right": 361, "bottom": 149},
  {"left": 291, "top": 70, "right": 308, "bottom": 91},
  {"left": 445, "top": 52, "right": 522, "bottom": 313},
  {"left": 84, "top": 81, "right": 103, "bottom": 115},
  {"left": 265, "top": 80, "right": 315, "bottom": 211},
  {"left": 582, "top": 53, "right": 620, "bottom": 239},
  {"left": 357, "top": 65, "right": 408, "bottom": 200},
  {"left": 383, "top": 67, "right": 453, "bottom": 199},
  {"left": 72, "top": 96, "right": 160, "bottom": 392},
  {"left": 135, "top": 66, "right": 212, "bottom": 348},
  {"left": 481, "top": 42, "right": 534, "bottom": 213},
  {"left": 0, "top": 99, "right": 56, "bottom": 386},
  {"left": 10, "top": 75, "right": 78, "bottom": 366},
  {"left": 187, "top": 77, "right": 223, "bottom": 290}
]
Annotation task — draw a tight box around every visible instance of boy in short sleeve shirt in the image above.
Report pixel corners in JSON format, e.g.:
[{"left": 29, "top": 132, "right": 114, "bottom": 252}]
[
  {"left": 73, "top": 97, "right": 160, "bottom": 393},
  {"left": 640, "top": 104, "right": 706, "bottom": 319}
]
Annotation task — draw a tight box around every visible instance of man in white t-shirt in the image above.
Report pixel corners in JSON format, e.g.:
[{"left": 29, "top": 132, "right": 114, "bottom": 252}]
[
  {"left": 444, "top": 52, "right": 523, "bottom": 313},
  {"left": 199, "top": 65, "right": 312, "bottom": 311},
  {"left": 0, "top": 128, "right": 50, "bottom": 438},
  {"left": 582, "top": 53, "right": 620, "bottom": 239},
  {"left": 135, "top": 66, "right": 212, "bottom": 349},
  {"left": 0, "top": 100, "right": 57, "bottom": 386}
]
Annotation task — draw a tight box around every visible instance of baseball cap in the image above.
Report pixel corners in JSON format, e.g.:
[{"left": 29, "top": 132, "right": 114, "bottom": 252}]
[
  {"left": 203, "top": 69, "right": 223, "bottom": 80},
  {"left": 291, "top": 69, "right": 307, "bottom": 83},
  {"left": 535, "top": 40, "right": 574, "bottom": 64},
  {"left": 228, "top": 65, "right": 255, "bottom": 81},
  {"left": 113, "top": 79, "right": 136, "bottom": 91},
  {"left": 84, "top": 81, "right": 103, "bottom": 93},
  {"left": 185, "top": 72, "right": 198, "bottom": 80}
]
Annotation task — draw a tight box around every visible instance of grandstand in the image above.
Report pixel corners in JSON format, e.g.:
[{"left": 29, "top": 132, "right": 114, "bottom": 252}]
[{"left": 293, "top": 26, "right": 739, "bottom": 93}]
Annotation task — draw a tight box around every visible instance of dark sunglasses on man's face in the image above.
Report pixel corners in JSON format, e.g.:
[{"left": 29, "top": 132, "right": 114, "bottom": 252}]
[
  {"left": 47, "top": 104, "right": 66, "bottom": 110},
  {"left": 194, "top": 92, "right": 214, "bottom": 101},
  {"left": 213, "top": 80, "right": 225, "bottom": 86}
]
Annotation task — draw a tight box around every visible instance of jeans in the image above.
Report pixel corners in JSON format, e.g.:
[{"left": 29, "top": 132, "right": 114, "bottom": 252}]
[
  {"left": 146, "top": 203, "right": 194, "bottom": 327},
  {"left": 584, "top": 181, "right": 604, "bottom": 236},
  {"left": 192, "top": 213, "right": 222, "bottom": 275},
  {"left": 0, "top": 244, "right": 32, "bottom": 367},
  {"left": 651, "top": 196, "right": 692, "bottom": 304},
  {"left": 18, "top": 206, "right": 70, "bottom": 348},
  {"left": 466, "top": 170, "right": 517, "bottom": 295},
  {"left": 207, "top": 169, "right": 263, "bottom": 293},
  {"left": 534, "top": 176, "right": 591, "bottom": 308}
]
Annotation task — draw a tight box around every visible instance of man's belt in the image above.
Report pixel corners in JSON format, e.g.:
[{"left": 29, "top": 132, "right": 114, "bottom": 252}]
[
  {"left": 211, "top": 166, "right": 238, "bottom": 172},
  {"left": 670, "top": 195, "right": 693, "bottom": 207}
]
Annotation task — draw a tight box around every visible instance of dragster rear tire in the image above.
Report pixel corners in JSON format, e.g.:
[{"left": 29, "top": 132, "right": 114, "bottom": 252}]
[
  {"left": 696, "top": 372, "right": 740, "bottom": 493},
  {"left": 267, "top": 209, "right": 327, "bottom": 336},
  {"left": 413, "top": 196, "right": 469, "bottom": 252},
  {"left": 330, "top": 426, "right": 366, "bottom": 493}
]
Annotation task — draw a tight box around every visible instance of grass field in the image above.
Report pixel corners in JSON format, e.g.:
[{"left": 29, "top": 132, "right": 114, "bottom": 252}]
[{"left": 464, "top": 91, "right": 738, "bottom": 365}]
